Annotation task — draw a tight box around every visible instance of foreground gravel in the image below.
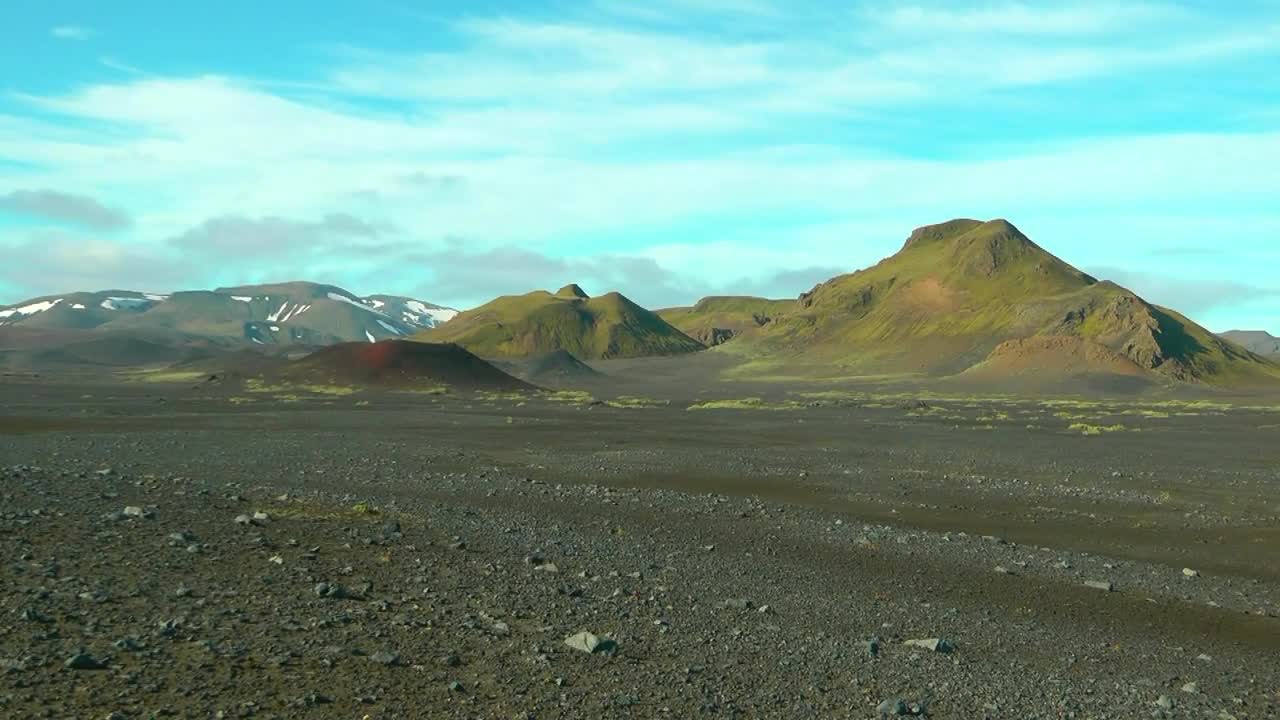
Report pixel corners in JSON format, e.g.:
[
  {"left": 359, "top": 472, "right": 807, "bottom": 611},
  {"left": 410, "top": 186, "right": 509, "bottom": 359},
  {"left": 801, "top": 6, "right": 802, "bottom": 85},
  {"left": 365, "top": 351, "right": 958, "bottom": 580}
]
[{"left": 1, "top": 383, "right": 1278, "bottom": 718}]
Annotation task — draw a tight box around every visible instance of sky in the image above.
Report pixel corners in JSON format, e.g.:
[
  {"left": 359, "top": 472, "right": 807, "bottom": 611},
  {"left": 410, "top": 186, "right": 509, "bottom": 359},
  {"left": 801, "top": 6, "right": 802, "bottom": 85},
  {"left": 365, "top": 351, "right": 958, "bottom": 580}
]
[{"left": 0, "top": 1, "right": 1278, "bottom": 332}]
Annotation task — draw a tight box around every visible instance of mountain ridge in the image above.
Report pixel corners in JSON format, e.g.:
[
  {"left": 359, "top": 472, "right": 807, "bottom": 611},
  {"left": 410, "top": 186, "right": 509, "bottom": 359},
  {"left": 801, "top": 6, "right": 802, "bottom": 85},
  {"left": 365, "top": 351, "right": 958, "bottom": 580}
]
[
  {"left": 729, "top": 219, "right": 1279, "bottom": 385},
  {"left": 418, "top": 287, "right": 704, "bottom": 360}
]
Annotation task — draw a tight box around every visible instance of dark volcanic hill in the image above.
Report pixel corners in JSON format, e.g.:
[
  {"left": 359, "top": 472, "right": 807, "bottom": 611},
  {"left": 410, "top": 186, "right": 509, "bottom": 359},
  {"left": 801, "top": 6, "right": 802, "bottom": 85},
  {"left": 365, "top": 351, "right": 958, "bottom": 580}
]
[
  {"left": 734, "top": 219, "right": 1280, "bottom": 385},
  {"left": 274, "top": 340, "right": 532, "bottom": 390},
  {"left": 418, "top": 286, "right": 704, "bottom": 360}
]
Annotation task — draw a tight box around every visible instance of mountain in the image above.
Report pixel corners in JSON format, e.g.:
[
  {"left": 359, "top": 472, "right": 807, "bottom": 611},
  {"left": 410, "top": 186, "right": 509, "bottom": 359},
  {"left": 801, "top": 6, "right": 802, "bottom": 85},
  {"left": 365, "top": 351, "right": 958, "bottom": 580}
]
[
  {"left": 658, "top": 296, "right": 796, "bottom": 346},
  {"left": 418, "top": 286, "right": 704, "bottom": 360},
  {"left": 271, "top": 340, "right": 531, "bottom": 390},
  {"left": 733, "top": 219, "right": 1280, "bottom": 385},
  {"left": 0, "top": 281, "right": 457, "bottom": 348},
  {"left": 1219, "top": 330, "right": 1280, "bottom": 357}
]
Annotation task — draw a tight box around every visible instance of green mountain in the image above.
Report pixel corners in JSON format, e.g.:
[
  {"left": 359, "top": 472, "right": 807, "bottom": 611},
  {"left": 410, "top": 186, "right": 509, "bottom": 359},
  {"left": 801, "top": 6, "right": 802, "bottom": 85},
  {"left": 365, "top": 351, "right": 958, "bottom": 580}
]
[
  {"left": 418, "top": 287, "right": 704, "bottom": 360},
  {"left": 734, "top": 219, "right": 1280, "bottom": 385},
  {"left": 658, "top": 296, "right": 797, "bottom": 346}
]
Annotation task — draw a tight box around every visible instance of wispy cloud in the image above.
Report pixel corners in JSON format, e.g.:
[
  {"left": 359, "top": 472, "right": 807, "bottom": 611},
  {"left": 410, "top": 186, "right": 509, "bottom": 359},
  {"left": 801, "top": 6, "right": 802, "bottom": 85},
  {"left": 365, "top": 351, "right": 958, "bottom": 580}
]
[
  {"left": 0, "top": 189, "right": 132, "bottom": 230},
  {"left": 50, "top": 25, "right": 94, "bottom": 40},
  {"left": 2, "top": 2, "right": 1278, "bottom": 329}
]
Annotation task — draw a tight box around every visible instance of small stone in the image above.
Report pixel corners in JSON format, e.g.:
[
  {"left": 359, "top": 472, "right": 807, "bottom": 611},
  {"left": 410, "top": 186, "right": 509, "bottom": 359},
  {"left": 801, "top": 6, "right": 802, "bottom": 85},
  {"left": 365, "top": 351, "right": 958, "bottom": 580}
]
[
  {"left": 1155, "top": 695, "right": 1174, "bottom": 710},
  {"left": 1181, "top": 682, "right": 1199, "bottom": 694},
  {"left": 370, "top": 651, "right": 400, "bottom": 666},
  {"left": 1084, "top": 580, "right": 1115, "bottom": 592},
  {"left": 877, "top": 698, "right": 908, "bottom": 716},
  {"left": 441, "top": 654, "right": 461, "bottom": 667},
  {"left": 721, "top": 598, "right": 751, "bottom": 611},
  {"left": 534, "top": 563, "right": 560, "bottom": 573},
  {"left": 564, "top": 631, "right": 617, "bottom": 655},
  {"left": 903, "top": 638, "right": 954, "bottom": 653},
  {"left": 1182, "top": 568, "right": 1200, "bottom": 578},
  {"left": 448, "top": 681, "right": 464, "bottom": 693},
  {"left": 994, "top": 565, "right": 1013, "bottom": 575},
  {"left": 122, "top": 506, "right": 147, "bottom": 518},
  {"left": 64, "top": 653, "right": 106, "bottom": 670},
  {"left": 233, "top": 514, "right": 254, "bottom": 526}
]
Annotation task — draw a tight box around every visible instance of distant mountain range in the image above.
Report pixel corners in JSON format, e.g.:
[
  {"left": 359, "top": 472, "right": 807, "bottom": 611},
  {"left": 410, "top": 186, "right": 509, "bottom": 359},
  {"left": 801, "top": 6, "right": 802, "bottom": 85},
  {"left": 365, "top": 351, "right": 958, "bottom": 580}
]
[
  {"left": 0, "top": 281, "right": 457, "bottom": 347},
  {"left": 418, "top": 284, "right": 704, "bottom": 360},
  {"left": 1218, "top": 330, "right": 1280, "bottom": 357},
  {"left": 4, "top": 221, "right": 1277, "bottom": 389}
]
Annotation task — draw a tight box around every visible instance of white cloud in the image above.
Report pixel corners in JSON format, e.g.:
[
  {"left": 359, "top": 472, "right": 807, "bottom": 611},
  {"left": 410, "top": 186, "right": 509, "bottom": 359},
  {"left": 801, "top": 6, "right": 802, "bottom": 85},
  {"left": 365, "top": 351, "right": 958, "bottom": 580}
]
[
  {"left": 3, "top": 3, "right": 1278, "bottom": 323},
  {"left": 51, "top": 26, "right": 93, "bottom": 40}
]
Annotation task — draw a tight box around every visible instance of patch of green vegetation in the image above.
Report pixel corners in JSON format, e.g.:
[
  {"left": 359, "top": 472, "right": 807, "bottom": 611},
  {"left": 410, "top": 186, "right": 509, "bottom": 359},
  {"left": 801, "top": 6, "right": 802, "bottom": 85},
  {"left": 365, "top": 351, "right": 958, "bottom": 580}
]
[
  {"left": 121, "top": 368, "right": 209, "bottom": 383},
  {"left": 477, "top": 390, "right": 530, "bottom": 402},
  {"left": 1068, "top": 422, "right": 1129, "bottom": 436},
  {"left": 395, "top": 385, "right": 448, "bottom": 396},
  {"left": 544, "top": 390, "right": 595, "bottom": 404},
  {"left": 244, "top": 378, "right": 358, "bottom": 396},
  {"left": 351, "top": 502, "right": 380, "bottom": 515},
  {"left": 605, "top": 395, "right": 669, "bottom": 409},
  {"left": 687, "top": 397, "right": 803, "bottom": 411}
]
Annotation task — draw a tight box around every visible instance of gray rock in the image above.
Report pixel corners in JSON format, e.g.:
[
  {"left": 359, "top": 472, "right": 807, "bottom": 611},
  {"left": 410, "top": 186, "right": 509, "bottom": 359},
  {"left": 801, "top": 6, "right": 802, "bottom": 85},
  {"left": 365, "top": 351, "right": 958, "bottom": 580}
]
[
  {"left": 233, "top": 514, "right": 254, "bottom": 526},
  {"left": 1182, "top": 568, "right": 1200, "bottom": 578},
  {"left": 721, "top": 598, "right": 751, "bottom": 611},
  {"left": 903, "top": 637, "right": 954, "bottom": 653},
  {"left": 64, "top": 653, "right": 106, "bottom": 670},
  {"left": 877, "top": 698, "right": 908, "bottom": 716},
  {"left": 1084, "top": 580, "right": 1115, "bottom": 592},
  {"left": 1181, "top": 681, "right": 1198, "bottom": 694},
  {"left": 564, "top": 631, "right": 617, "bottom": 655},
  {"left": 1155, "top": 694, "right": 1175, "bottom": 710},
  {"left": 370, "top": 651, "right": 400, "bottom": 666},
  {"left": 122, "top": 506, "right": 148, "bottom": 518}
]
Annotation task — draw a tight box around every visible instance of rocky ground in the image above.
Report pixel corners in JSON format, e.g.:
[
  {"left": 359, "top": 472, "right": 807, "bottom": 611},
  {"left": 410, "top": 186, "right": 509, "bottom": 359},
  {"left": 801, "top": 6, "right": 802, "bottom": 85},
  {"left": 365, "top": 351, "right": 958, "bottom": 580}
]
[{"left": 1, "top": 377, "right": 1278, "bottom": 719}]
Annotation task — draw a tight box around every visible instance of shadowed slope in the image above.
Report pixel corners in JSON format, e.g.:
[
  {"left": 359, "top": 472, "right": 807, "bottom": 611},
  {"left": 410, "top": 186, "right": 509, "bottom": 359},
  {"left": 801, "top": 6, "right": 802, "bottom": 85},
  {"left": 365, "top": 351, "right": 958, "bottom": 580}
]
[{"left": 275, "top": 340, "right": 532, "bottom": 389}]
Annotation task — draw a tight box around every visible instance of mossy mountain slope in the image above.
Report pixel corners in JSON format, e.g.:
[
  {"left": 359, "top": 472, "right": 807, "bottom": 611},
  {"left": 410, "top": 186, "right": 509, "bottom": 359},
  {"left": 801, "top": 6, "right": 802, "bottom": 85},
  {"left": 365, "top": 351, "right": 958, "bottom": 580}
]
[
  {"left": 741, "top": 219, "right": 1280, "bottom": 384},
  {"left": 418, "top": 288, "right": 704, "bottom": 360},
  {"left": 658, "top": 296, "right": 797, "bottom": 346}
]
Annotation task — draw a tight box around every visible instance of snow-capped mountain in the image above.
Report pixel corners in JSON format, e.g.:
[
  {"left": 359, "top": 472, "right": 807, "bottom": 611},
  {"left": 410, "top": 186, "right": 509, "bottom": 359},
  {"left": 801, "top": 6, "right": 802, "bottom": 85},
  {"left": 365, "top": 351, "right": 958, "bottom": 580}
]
[{"left": 0, "top": 282, "right": 457, "bottom": 347}]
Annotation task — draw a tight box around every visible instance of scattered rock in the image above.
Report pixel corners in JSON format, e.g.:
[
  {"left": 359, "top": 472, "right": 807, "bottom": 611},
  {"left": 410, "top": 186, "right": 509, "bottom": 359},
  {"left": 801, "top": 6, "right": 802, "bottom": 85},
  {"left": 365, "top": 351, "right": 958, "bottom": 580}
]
[
  {"left": 1182, "top": 568, "right": 1200, "bottom": 578},
  {"left": 1084, "top": 580, "right": 1115, "bottom": 592},
  {"left": 64, "top": 653, "right": 106, "bottom": 670},
  {"left": 564, "top": 631, "right": 617, "bottom": 655},
  {"left": 903, "top": 637, "right": 954, "bottom": 653},
  {"left": 370, "top": 651, "right": 400, "bottom": 666}
]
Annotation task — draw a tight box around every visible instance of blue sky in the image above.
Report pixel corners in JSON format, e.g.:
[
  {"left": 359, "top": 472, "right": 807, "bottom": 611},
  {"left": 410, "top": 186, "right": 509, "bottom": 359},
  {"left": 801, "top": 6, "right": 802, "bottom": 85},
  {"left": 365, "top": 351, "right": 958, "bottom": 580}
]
[{"left": 1, "top": 1, "right": 1278, "bottom": 332}]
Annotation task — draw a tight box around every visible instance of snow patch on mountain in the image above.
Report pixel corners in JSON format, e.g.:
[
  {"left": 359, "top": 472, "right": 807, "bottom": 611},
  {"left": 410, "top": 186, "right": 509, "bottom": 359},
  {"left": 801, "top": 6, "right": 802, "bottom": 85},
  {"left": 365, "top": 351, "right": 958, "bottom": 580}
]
[
  {"left": 364, "top": 330, "right": 376, "bottom": 343},
  {"left": 100, "top": 297, "right": 153, "bottom": 311},
  {"left": 231, "top": 296, "right": 253, "bottom": 303},
  {"left": 328, "top": 292, "right": 389, "bottom": 317},
  {"left": 0, "top": 298, "right": 62, "bottom": 319},
  {"left": 376, "top": 319, "right": 404, "bottom": 336}
]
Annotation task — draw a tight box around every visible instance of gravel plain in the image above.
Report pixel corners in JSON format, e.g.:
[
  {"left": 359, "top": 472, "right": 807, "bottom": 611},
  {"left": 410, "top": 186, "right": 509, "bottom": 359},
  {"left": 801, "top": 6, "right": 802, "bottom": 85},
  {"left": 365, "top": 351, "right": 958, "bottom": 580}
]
[{"left": 1, "top": 376, "right": 1278, "bottom": 719}]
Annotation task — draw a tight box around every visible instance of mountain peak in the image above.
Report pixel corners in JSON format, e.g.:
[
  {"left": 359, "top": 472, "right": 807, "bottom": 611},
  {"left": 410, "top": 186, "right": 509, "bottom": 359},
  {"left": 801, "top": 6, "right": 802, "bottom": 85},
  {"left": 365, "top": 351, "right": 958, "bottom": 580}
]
[
  {"left": 556, "top": 283, "right": 589, "bottom": 299},
  {"left": 901, "top": 218, "right": 1031, "bottom": 252}
]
